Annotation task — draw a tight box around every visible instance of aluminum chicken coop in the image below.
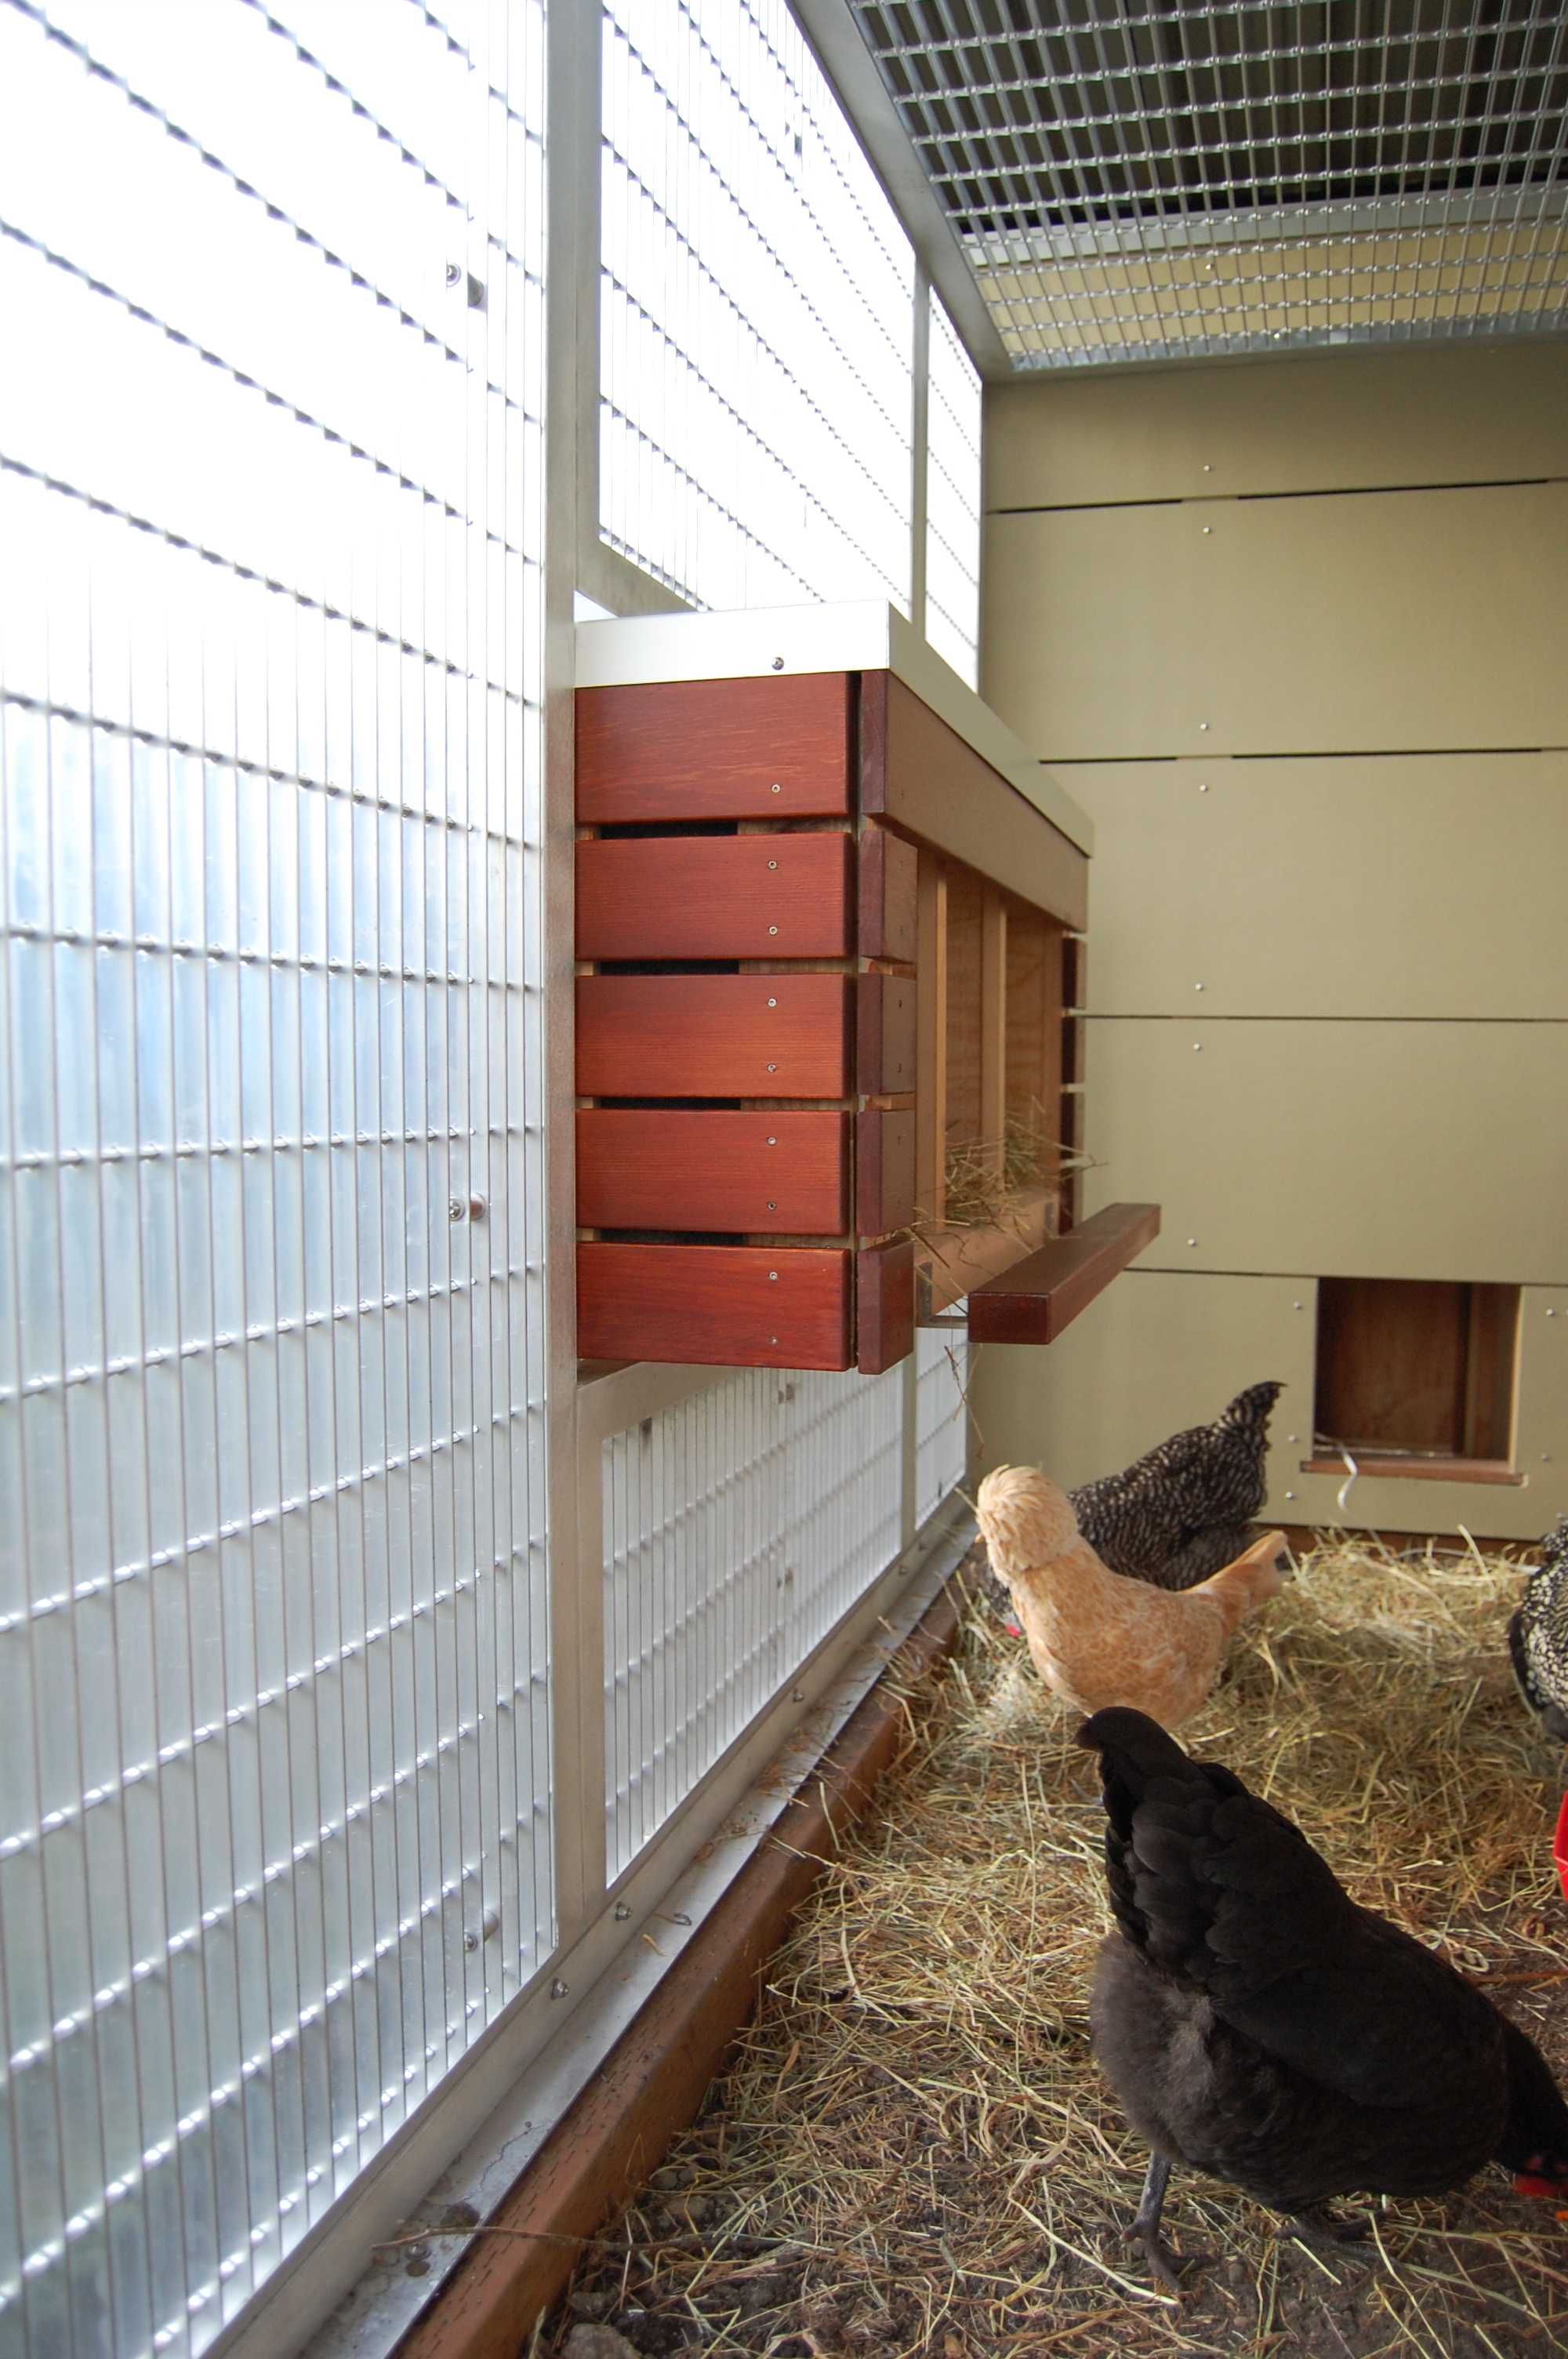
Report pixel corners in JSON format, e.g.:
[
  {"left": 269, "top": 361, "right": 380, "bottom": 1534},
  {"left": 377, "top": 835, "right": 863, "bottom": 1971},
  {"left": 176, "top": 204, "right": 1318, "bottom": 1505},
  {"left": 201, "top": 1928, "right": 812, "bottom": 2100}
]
[{"left": 1, "top": 2, "right": 1565, "bottom": 2357}]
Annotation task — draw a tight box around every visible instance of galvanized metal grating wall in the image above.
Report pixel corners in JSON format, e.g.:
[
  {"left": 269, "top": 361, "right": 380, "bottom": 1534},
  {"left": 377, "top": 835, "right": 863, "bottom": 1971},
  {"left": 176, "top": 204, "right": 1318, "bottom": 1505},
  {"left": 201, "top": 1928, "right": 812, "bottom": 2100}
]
[
  {"left": 600, "top": 0, "right": 918, "bottom": 609},
  {"left": 846, "top": 0, "right": 1568, "bottom": 364},
  {"left": 923, "top": 296, "right": 983, "bottom": 688},
  {"left": 914, "top": 1325, "right": 968, "bottom": 1532},
  {"left": 0, "top": 2, "right": 989, "bottom": 2351},
  {"left": 602, "top": 1365, "right": 905, "bottom": 1879},
  {"left": 0, "top": 4, "right": 549, "bottom": 2353}
]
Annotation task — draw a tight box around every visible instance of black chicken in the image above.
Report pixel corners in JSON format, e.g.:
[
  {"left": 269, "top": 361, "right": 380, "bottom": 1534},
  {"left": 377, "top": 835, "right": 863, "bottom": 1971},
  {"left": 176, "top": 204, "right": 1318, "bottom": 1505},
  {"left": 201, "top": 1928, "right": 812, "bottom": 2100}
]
[
  {"left": 1077, "top": 1707, "right": 1568, "bottom": 2293},
  {"left": 1508, "top": 1519, "right": 1568, "bottom": 1743},
  {"left": 1070, "top": 1382, "right": 1284, "bottom": 1591}
]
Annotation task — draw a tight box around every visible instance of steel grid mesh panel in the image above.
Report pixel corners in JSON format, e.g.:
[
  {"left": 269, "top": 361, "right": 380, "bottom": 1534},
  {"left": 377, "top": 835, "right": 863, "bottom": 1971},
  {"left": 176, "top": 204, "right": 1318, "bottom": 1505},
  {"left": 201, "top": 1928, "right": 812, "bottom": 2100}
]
[
  {"left": 923, "top": 298, "right": 982, "bottom": 689},
  {"left": 914, "top": 1324, "right": 967, "bottom": 1530},
  {"left": 0, "top": 4, "right": 549, "bottom": 2352},
  {"left": 603, "top": 1365, "right": 904, "bottom": 1878},
  {"left": 601, "top": 0, "right": 916, "bottom": 609},
  {"left": 848, "top": 1, "right": 1568, "bottom": 365}
]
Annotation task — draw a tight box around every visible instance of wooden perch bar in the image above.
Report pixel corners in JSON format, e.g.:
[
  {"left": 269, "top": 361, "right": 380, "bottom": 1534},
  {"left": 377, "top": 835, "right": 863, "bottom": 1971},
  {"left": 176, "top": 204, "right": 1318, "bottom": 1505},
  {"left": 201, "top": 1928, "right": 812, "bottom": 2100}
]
[{"left": 965, "top": 1201, "right": 1161, "bottom": 1345}]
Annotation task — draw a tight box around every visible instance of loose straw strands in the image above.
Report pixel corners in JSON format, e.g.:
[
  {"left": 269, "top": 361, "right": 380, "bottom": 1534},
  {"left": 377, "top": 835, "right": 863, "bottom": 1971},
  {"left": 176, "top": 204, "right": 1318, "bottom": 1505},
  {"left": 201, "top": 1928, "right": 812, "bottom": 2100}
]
[{"left": 544, "top": 1538, "right": 1568, "bottom": 2357}]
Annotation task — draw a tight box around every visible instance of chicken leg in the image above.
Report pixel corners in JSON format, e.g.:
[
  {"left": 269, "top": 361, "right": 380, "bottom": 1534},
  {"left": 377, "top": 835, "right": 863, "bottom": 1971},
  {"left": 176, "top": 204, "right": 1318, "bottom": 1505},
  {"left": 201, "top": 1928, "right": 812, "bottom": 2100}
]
[{"left": 1128, "top": 2154, "right": 1185, "bottom": 2297}]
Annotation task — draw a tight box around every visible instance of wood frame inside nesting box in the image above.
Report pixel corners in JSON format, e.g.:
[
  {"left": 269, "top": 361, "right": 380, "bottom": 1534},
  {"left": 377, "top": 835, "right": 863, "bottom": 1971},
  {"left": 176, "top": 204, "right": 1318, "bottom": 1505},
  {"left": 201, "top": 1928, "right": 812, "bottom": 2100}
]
[{"left": 909, "top": 849, "right": 1067, "bottom": 1316}]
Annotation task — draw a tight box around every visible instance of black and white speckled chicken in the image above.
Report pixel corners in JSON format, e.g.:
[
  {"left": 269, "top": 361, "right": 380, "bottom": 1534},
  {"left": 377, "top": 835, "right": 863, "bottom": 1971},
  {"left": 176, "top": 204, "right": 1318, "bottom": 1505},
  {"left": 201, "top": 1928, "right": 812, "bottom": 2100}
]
[
  {"left": 1069, "top": 1382, "right": 1284, "bottom": 1592},
  {"left": 1508, "top": 1520, "right": 1568, "bottom": 1743}
]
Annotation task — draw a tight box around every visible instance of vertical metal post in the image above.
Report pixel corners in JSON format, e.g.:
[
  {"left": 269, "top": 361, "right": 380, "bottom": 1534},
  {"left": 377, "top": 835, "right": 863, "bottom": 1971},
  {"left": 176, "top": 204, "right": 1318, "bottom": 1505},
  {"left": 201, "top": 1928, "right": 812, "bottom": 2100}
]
[
  {"left": 544, "top": 0, "right": 608, "bottom": 1947},
  {"left": 901, "top": 1355, "right": 920, "bottom": 1549},
  {"left": 909, "top": 264, "right": 930, "bottom": 635}
]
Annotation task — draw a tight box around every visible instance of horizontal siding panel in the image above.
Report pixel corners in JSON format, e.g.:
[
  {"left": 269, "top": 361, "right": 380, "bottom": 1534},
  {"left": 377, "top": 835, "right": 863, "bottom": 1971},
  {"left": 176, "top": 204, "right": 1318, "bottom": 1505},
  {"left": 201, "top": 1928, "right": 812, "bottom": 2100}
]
[
  {"left": 985, "top": 341, "right": 1568, "bottom": 511},
  {"left": 971, "top": 1268, "right": 1568, "bottom": 1539},
  {"left": 1051, "top": 752, "right": 1568, "bottom": 1019},
  {"left": 985, "top": 482, "right": 1568, "bottom": 760},
  {"left": 1081, "top": 1016, "right": 1568, "bottom": 1285}
]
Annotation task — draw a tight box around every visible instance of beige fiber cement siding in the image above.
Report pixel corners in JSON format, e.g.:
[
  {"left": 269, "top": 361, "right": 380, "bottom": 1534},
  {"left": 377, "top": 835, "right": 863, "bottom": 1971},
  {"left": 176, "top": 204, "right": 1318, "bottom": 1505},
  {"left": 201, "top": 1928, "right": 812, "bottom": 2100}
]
[
  {"left": 971, "top": 1271, "right": 1568, "bottom": 1542},
  {"left": 978, "top": 340, "right": 1568, "bottom": 1536},
  {"left": 1080, "top": 1016, "right": 1568, "bottom": 1287},
  {"left": 1047, "top": 754, "right": 1568, "bottom": 1020},
  {"left": 974, "top": 1270, "right": 1319, "bottom": 1517},
  {"left": 985, "top": 340, "right": 1568, "bottom": 511},
  {"left": 984, "top": 481, "right": 1568, "bottom": 762}
]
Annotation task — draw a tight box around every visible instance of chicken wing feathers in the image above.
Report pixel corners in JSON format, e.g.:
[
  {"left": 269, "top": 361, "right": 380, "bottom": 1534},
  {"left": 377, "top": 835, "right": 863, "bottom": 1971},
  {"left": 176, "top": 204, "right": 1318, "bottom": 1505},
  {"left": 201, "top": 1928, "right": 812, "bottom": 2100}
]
[
  {"left": 1080, "top": 1707, "right": 1504, "bottom": 2114},
  {"left": 1508, "top": 1519, "right": 1568, "bottom": 1743},
  {"left": 1078, "top": 1707, "right": 1568, "bottom": 2253},
  {"left": 1071, "top": 1382, "right": 1283, "bottom": 1590}
]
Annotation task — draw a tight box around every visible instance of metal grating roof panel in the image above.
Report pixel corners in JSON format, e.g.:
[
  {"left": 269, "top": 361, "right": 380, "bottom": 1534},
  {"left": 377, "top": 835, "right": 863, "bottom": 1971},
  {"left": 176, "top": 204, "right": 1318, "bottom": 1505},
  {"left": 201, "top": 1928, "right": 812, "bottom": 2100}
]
[{"left": 844, "top": 0, "right": 1568, "bottom": 365}]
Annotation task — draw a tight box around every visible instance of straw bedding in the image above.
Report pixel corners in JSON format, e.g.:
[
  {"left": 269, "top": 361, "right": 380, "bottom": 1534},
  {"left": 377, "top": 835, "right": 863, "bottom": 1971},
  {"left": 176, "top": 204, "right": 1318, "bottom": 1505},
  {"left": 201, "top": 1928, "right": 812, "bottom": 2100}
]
[{"left": 546, "top": 1536, "right": 1568, "bottom": 2358}]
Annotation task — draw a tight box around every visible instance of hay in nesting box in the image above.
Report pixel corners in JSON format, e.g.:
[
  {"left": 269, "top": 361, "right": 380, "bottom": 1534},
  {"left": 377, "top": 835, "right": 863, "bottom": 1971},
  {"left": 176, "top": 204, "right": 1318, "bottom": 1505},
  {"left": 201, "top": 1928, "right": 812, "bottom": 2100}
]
[
  {"left": 933, "top": 1104, "right": 1091, "bottom": 1237},
  {"left": 547, "top": 1536, "right": 1568, "bottom": 2358}
]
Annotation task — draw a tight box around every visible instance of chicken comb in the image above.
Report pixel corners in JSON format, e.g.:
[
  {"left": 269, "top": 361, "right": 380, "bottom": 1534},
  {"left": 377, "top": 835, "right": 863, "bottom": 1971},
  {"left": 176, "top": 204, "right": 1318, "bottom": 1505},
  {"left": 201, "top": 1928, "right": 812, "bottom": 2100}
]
[{"left": 1554, "top": 1791, "right": 1568, "bottom": 1908}]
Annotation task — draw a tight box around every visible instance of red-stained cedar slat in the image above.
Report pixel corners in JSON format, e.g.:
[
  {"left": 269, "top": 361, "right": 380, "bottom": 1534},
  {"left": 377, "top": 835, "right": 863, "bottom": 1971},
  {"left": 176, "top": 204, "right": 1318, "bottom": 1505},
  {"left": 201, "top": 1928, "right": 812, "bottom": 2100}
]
[
  {"left": 575, "top": 674, "right": 852, "bottom": 822},
  {"left": 575, "top": 975, "right": 853, "bottom": 1100},
  {"left": 576, "top": 834, "right": 851, "bottom": 961},
  {"left": 857, "top": 972, "right": 916, "bottom": 1096},
  {"left": 855, "top": 1241, "right": 916, "bottom": 1374},
  {"left": 576, "top": 1110, "right": 848, "bottom": 1234},
  {"left": 965, "top": 1202, "right": 1160, "bottom": 1344},
  {"left": 578, "top": 1244, "right": 851, "bottom": 1369},
  {"left": 862, "top": 672, "right": 1088, "bottom": 931},
  {"left": 855, "top": 1108, "right": 916, "bottom": 1238},
  {"left": 858, "top": 823, "right": 917, "bottom": 965}
]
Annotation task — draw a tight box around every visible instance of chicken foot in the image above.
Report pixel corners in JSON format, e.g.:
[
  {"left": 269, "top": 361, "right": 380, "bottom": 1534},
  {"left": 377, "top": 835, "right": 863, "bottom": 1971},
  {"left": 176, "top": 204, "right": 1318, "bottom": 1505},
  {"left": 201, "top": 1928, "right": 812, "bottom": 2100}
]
[
  {"left": 1278, "top": 2204, "right": 1371, "bottom": 2259},
  {"left": 1127, "top": 2154, "right": 1188, "bottom": 2297}
]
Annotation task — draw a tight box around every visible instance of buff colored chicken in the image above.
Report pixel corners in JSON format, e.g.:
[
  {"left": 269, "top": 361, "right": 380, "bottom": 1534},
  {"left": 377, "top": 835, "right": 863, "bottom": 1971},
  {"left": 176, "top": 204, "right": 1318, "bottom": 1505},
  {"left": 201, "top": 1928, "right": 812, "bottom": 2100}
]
[{"left": 975, "top": 1463, "right": 1288, "bottom": 1728}]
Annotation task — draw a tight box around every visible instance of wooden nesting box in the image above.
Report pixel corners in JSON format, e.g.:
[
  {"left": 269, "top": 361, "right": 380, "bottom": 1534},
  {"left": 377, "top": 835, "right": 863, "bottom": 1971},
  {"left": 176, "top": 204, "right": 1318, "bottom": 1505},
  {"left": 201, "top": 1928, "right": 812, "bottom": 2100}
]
[{"left": 573, "top": 610, "right": 1102, "bottom": 1372}]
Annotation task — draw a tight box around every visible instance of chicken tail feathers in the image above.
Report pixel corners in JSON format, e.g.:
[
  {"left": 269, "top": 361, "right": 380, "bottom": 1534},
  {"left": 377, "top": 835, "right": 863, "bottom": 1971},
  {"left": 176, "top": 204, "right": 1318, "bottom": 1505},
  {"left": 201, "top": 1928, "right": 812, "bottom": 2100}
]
[
  {"left": 1220, "top": 1380, "right": 1285, "bottom": 1435},
  {"left": 1189, "top": 1528, "right": 1289, "bottom": 1630}
]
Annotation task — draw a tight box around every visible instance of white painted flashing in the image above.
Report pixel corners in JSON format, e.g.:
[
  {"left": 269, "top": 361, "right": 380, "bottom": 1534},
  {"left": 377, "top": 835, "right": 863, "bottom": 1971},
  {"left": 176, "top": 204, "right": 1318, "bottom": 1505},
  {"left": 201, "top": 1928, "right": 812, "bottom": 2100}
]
[{"left": 574, "top": 601, "right": 1094, "bottom": 859}]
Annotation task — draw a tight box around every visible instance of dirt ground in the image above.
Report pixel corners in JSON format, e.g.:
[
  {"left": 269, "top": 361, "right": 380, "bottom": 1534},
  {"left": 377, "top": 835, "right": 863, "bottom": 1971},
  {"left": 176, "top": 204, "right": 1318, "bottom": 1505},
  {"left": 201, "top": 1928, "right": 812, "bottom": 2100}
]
[{"left": 539, "top": 1539, "right": 1568, "bottom": 2359}]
